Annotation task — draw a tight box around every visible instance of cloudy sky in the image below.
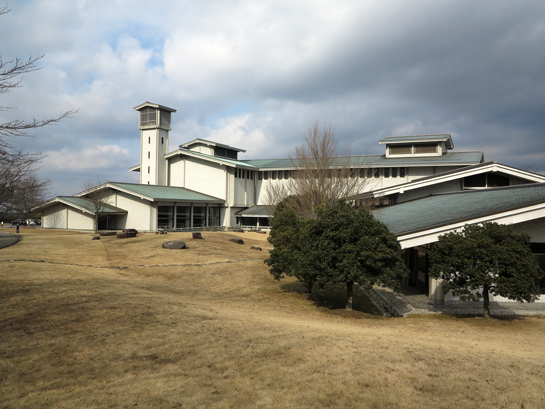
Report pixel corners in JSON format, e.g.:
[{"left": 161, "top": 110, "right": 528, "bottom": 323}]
[{"left": 2, "top": 0, "right": 545, "bottom": 196}]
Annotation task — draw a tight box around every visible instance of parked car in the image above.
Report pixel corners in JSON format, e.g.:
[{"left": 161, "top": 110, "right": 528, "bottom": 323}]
[{"left": 10, "top": 219, "right": 27, "bottom": 226}]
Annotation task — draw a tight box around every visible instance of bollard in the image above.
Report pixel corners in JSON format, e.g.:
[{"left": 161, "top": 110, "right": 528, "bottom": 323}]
[{"left": 16, "top": 224, "right": 20, "bottom": 233}]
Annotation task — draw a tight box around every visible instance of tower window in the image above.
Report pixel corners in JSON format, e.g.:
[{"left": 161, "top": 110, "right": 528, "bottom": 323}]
[
  {"left": 148, "top": 166, "right": 150, "bottom": 174},
  {"left": 148, "top": 137, "right": 150, "bottom": 144},
  {"left": 140, "top": 107, "right": 157, "bottom": 127},
  {"left": 161, "top": 137, "right": 164, "bottom": 145},
  {"left": 148, "top": 151, "right": 150, "bottom": 159}
]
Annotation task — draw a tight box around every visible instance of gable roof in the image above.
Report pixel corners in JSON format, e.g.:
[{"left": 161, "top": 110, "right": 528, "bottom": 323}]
[
  {"left": 379, "top": 134, "right": 454, "bottom": 149},
  {"left": 165, "top": 149, "right": 257, "bottom": 169},
  {"left": 32, "top": 196, "right": 128, "bottom": 214},
  {"left": 373, "top": 183, "right": 545, "bottom": 248},
  {"left": 75, "top": 182, "right": 224, "bottom": 203},
  {"left": 179, "top": 138, "right": 246, "bottom": 153},
  {"left": 133, "top": 101, "right": 177, "bottom": 112},
  {"left": 356, "top": 161, "right": 545, "bottom": 199}
]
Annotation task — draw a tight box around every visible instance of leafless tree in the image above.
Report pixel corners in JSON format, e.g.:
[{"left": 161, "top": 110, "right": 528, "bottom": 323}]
[
  {"left": 265, "top": 122, "right": 370, "bottom": 219},
  {"left": 82, "top": 180, "right": 112, "bottom": 232},
  {"left": 14, "top": 174, "right": 50, "bottom": 223}
]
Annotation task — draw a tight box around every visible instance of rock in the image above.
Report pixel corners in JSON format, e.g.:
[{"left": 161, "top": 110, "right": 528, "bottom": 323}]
[
  {"left": 92, "top": 236, "right": 101, "bottom": 240},
  {"left": 250, "top": 246, "right": 262, "bottom": 251},
  {"left": 162, "top": 240, "right": 187, "bottom": 249},
  {"left": 192, "top": 232, "right": 203, "bottom": 239},
  {"left": 117, "top": 232, "right": 129, "bottom": 239},
  {"left": 232, "top": 229, "right": 244, "bottom": 233},
  {"left": 100, "top": 231, "right": 117, "bottom": 236},
  {"left": 252, "top": 231, "right": 267, "bottom": 234},
  {"left": 156, "top": 230, "right": 167, "bottom": 234},
  {"left": 122, "top": 228, "right": 138, "bottom": 237},
  {"left": 229, "top": 238, "right": 244, "bottom": 245}
]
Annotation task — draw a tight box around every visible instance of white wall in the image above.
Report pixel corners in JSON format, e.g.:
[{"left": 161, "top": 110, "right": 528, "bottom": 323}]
[{"left": 43, "top": 203, "right": 67, "bottom": 229}]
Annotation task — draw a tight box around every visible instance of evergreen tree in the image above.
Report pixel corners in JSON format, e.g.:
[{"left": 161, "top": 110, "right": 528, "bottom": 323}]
[
  {"left": 266, "top": 200, "right": 407, "bottom": 309},
  {"left": 429, "top": 223, "right": 543, "bottom": 319}
]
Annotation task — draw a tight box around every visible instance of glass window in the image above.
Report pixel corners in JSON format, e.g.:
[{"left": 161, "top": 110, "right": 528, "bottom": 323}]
[
  {"left": 193, "top": 206, "right": 206, "bottom": 228},
  {"left": 384, "top": 168, "right": 390, "bottom": 178},
  {"left": 176, "top": 206, "right": 190, "bottom": 228},
  {"left": 400, "top": 167, "right": 406, "bottom": 177},
  {"left": 208, "top": 207, "right": 220, "bottom": 227},
  {"left": 285, "top": 170, "right": 291, "bottom": 179},
  {"left": 272, "top": 171, "right": 277, "bottom": 180},
  {"left": 278, "top": 170, "right": 283, "bottom": 180},
  {"left": 374, "top": 168, "right": 380, "bottom": 178},
  {"left": 258, "top": 171, "right": 263, "bottom": 180},
  {"left": 392, "top": 167, "right": 398, "bottom": 178},
  {"left": 158, "top": 206, "right": 174, "bottom": 229},
  {"left": 464, "top": 174, "right": 487, "bottom": 188},
  {"left": 264, "top": 171, "right": 269, "bottom": 180}
]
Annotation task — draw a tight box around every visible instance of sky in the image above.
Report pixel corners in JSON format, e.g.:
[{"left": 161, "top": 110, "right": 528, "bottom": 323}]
[{"left": 2, "top": 0, "right": 545, "bottom": 196}]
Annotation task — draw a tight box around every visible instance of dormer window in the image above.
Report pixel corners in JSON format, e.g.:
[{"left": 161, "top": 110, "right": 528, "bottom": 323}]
[
  {"left": 380, "top": 134, "right": 452, "bottom": 158},
  {"left": 134, "top": 102, "right": 176, "bottom": 131}
]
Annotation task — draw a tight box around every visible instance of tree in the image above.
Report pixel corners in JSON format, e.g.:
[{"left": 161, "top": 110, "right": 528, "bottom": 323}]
[
  {"left": 0, "top": 5, "right": 76, "bottom": 218},
  {"left": 429, "top": 223, "right": 544, "bottom": 319},
  {"left": 265, "top": 122, "right": 370, "bottom": 220},
  {"left": 266, "top": 200, "right": 408, "bottom": 309}
]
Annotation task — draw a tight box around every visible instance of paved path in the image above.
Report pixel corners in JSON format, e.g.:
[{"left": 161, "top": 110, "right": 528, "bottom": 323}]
[
  {"left": 0, "top": 232, "right": 20, "bottom": 250},
  {"left": 373, "top": 284, "right": 545, "bottom": 317}
]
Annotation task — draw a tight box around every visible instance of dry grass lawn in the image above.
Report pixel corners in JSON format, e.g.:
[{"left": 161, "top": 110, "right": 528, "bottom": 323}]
[{"left": 1, "top": 228, "right": 545, "bottom": 408}]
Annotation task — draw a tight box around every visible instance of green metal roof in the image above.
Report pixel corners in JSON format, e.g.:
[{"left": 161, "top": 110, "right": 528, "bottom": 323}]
[
  {"left": 55, "top": 197, "right": 127, "bottom": 214},
  {"left": 378, "top": 134, "right": 453, "bottom": 148},
  {"left": 234, "top": 205, "right": 274, "bottom": 217},
  {"left": 241, "top": 151, "right": 483, "bottom": 169},
  {"left": 109, "top": 182, "right": 224, "bottom": 202},
  {"left": 373, "top": 183, "right": 545, "bottom": 236},
  {"left": 167, "top": 149, "right": 258, "bottom": 168}
]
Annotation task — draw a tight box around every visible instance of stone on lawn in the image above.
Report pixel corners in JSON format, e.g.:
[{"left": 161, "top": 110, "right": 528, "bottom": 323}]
[
  {"left": 162, "top": 240, "right": 187, "bottom": 249},
  {"left": 92, "top": 236, "right": 101, "bottom": 240},
  {"left": 192, "top": 232, "right": 203, "bottom": 239},
  {"left": 229, "top": 238, "right": 244, "bottom": 245},
  {"left": 250, "top": 246, "right": 262, "bottom": 251}
]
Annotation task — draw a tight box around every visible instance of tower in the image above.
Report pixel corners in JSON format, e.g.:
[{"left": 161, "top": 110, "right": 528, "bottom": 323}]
[{"left": 134, "top": 102, "right": 177, "bottom": 185}]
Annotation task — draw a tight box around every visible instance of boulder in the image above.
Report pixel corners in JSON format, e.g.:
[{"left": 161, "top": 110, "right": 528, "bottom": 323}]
[
  {"left": 92, "top": 236, "right": 101, "bottom": 240},
  {"left": 100, "top": 231, "right": 117, "bottom": 236},
  {"left": 232, "top": 229, "right": 245, "bottom": 233},
  {"left": 192, "top": 232, "right": 203, "bottom": 239},
  {"left": 250, "top": 246, "right": 262, "bottom": 251},
  {"left": 229, "top": 238, "right": 244, "bottom": 245},
  {"left": 162, "top": 240, "right": 187, "bottom": 249},
  {"left": 122, "top": 228, "right": 138, "bottom": 237},
  {"left": 117, "top": 232, "right": 129, "bottom": 239}
]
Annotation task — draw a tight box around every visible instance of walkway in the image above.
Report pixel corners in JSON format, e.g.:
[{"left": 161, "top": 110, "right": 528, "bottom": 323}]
[
  {"left": 372, "top": 284, "right": 545, "bottom": 317},
  {"left": 0, "top": 232, "right": 20, "bottom": 249}
]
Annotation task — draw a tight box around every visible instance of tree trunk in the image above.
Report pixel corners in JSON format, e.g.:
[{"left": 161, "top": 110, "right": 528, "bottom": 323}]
[
  {"left": 482, "top": 285, "right": 491, "bottom": 319},
  {"left": 346, "top": 281, "right": 354, "bottom": 311}
]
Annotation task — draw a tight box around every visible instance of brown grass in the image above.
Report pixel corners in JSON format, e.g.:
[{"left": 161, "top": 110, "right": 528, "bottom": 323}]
[{"left": 1, "top": 228, "right": 545, "bottom": 408}]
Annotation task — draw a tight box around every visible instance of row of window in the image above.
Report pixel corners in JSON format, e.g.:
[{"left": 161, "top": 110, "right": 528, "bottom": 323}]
[
  {"left": 158, "top": 205, "right": 220, "bottom": 229},
  {"left": 147, "top": 137, "right": 164, "bottom": 144},
  {"left": 253, "top": 167, "right": 409, "bottom": 180},
  {"left": 389, "top": 143, "right": 438, "bottom": 155},
  {"left": 235, "top": 169, "right": 255, "bottom": 180}
]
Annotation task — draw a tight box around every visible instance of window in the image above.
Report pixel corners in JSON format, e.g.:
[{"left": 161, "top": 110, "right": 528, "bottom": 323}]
[
  {"left": 161, "top": 137, "right": 164, "bottom": 145},
  {"left": 272, "top": 171, "right": 277, "bottom": 180},
  {"left": 148, "top": 137, "right": 150, "bottom": 144},
  {"left": 148, "top": 166, "right": 150, "bottom": 174},
  {"left": 176, "top": 206, "right": 190, "bottom": 228},
  {"left": 148, "top": 151, "right": 150, "bottom": 159},
  {"left": 414, "top": 144, "right": 437, "bottom": 154},
  {"left": 158, "top": 206, "right": 173, "bottom": 229},
  {"left": 384, "top": 168, "right": 390, "bottom": 178},
  {"left": 160, "top": 110, "right": 171, "bottom": 129},
  {"left": 140, "top": 107, "right": 157, "bottom": 127},
  {"left": 374, "top": 168, "right": 380, "bottom": 178},
  {"left": 208, "top": 207, "right": 220, "bottom": 227},
  {"left": 193, "top": 206, "right": 206, "bottom": 228},
  {"left": 278, "top": 170, "right": 283, "bottom": 180},
  {"left": 285, "top": 170, "right": 291, "bottom": 179},
  {"left": 258, "top": 171, "right": 263, "bottom": 180},
  {"left": 264, "top": 171, "right": 269, "bottom": 180},
  {"left": 250, "top": 171, "right": 254, "bottom": 180},
  {"left": 389, "top": 144, "right": 412, "bottom": 155},
  {"left": 400, "top": 167, "right": 406, "bottom": 178},
  {"left": 392, "top": 167, "right": 398, "bottom": 178}
]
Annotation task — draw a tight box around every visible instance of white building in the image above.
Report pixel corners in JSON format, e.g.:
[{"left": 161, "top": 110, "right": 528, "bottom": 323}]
[{"left": 34, "top": 101, "right": 545, "bottom": 305}]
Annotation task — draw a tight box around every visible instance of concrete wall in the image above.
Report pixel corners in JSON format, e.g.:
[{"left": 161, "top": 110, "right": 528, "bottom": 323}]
[
  {"left": 395, "top": 179, "right": 463, "bottom": 203},
  {"left": 169, "top": 156, "right": 227, "bottom": 200},
  {"left": 42, "top": 203, "right": 94, "bottom": 230}
]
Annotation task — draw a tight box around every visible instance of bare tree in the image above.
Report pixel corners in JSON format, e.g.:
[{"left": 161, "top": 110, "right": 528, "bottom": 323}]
[
  {"left": 265, "top": 122, "right": 370, "bottom": 219},
  {"left": 82, "top": 180, "right": 112, "bottom": 232},
  {"left": 14, "top": 174, "right": 50, "bottom": 223}
]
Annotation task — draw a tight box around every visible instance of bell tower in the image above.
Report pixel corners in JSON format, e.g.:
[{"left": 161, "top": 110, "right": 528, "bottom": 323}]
[{"left": 134, "top": 102, "right": 177, "bottom": 186}]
